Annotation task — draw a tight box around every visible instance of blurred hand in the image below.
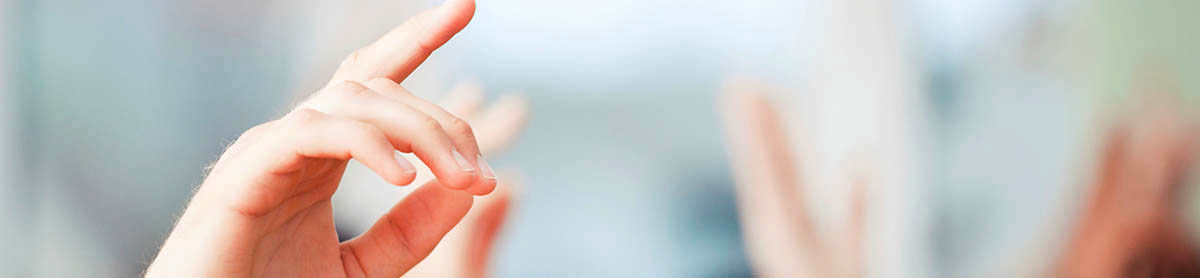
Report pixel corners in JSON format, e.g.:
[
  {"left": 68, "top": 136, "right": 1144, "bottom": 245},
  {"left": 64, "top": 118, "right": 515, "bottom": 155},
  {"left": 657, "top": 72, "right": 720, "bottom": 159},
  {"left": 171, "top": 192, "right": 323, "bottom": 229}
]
[
  {"left": 145, "top": 0, "right": 496, "bottom": 277},
  {"left": 1056, "top": 105, "right": 1200, "bottom": 277},
  {"left": 719, "top": 80, "right": 868, "bottom": 277}
]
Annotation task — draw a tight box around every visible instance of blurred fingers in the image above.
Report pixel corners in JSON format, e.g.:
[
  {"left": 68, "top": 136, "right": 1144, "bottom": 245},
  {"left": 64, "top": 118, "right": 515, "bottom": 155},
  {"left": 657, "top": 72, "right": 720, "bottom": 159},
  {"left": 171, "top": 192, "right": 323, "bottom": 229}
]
[
  {"left": 1092, "top": 123, "right": 1131, "bottom": 208},
  {"left": 440, "top": 81, "right": 486, "bottom": 119},
  {"left": 471, "top": 94, "right": 529, "bottom": 155},
  {"left": 838, "top": 172, "right": 870, "bottom": 278},
  {"left": 719, "top": 79, "right": 819, "bottom": 276},
  {"left": 461, "top": 172, "right": 517, "bottom": 278}
]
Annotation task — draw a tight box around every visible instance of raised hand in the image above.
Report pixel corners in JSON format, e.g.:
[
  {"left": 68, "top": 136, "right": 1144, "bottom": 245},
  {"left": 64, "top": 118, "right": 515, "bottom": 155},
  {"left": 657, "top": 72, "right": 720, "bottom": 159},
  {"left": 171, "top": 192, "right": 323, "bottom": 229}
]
[
  {"left": 145, "top": 0, "right": 493, "bottom": 277},
  {"left": 1056, "top": 103, "right": 1199, "bottom": 277},
  {"left": 719, "top": 80, "right": 868, "bottom": 277}
]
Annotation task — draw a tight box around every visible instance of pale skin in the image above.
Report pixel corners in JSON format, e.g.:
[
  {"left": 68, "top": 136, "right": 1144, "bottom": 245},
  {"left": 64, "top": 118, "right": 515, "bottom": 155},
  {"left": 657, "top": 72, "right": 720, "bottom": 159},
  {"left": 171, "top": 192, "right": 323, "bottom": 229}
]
[
  {"left": 145, "top": 0, "right": 499, "bottom": 277},
  {"left": 719, "top": 80, "right": 868, "bottom": 278},
  {"left": 1055, "top": 102, "right": 1199, "bottom": 277},
  {"left": 724, "top": 82, "right": 1200, "bottom": 277},
  {"left": 404, "top": 82, "right": 528, "bottom": 278}
]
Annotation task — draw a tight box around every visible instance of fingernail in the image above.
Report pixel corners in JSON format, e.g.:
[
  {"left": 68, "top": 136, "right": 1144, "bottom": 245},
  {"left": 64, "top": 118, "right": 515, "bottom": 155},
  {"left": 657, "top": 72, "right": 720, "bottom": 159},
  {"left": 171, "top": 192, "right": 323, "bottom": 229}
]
[
  {"left": 394, "top": 152, "right": 416, "bottom": 174},
  {"left": 478, "top": 154, "right": 497, "bottom": 180},
  {"left": 452, "top": 148, "right": 476, "bottom": 172}
]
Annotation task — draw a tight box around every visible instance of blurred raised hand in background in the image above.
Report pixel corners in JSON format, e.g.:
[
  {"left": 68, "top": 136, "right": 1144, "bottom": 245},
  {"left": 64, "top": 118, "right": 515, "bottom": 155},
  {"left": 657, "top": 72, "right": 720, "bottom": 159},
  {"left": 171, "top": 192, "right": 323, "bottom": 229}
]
[
  {"left": 1055, "top": 98, "right": 1200, "bottom": 277},
  {"left": 719, "top": 81, "right": 870, "bottom": 277}
]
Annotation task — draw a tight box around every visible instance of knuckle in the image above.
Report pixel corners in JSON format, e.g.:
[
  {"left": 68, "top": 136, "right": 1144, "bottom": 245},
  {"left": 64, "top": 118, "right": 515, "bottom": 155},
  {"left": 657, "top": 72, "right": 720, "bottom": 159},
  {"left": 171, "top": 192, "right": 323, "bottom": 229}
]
[
  {"left": 285, "top": 108, "right": 326, "bottom": 127},
  {"left": 418, "top": 116, "right": 445, "bottom": 133},
  {"left": 241, "top": 121, "right": 274, "bottom": 138},
  {"left": 227, "top": 121, "right": 278, "bottom": 152},
  {"left": 443, "top": 116, "right": 475, "bottom": 137},
  {"left": 335, "top": 81, "right": 372, "bottom": 98},
  {"left": 415, "top": 39, "right": 437, "bottom": 56},
  {"left": 312, "top": 82, "right": 372, "bottom": 113}
]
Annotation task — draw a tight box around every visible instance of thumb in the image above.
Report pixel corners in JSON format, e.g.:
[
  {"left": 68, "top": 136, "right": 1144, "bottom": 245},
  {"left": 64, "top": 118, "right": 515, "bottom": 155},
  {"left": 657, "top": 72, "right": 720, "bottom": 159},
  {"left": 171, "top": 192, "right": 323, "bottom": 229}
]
[
  {"left": 406, "top": 171, "right": 519, "bottom": 278},
  {"left": 339, "top": 179, "right": 474, "bottom": 278}
]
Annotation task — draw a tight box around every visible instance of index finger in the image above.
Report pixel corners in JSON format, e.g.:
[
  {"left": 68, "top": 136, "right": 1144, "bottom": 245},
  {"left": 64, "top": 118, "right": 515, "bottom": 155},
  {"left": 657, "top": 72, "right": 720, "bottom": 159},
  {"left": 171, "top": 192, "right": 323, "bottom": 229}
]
[{"left": 329, "top": 0, "right": 476, "bottom": 85}]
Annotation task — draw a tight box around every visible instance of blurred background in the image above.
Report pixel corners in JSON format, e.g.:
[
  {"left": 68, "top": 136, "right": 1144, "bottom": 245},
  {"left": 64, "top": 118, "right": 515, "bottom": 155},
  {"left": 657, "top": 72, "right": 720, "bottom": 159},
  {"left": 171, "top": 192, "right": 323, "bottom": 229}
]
[{"left": 2, "top": 0, "right": 1198, "bottom": 277}]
